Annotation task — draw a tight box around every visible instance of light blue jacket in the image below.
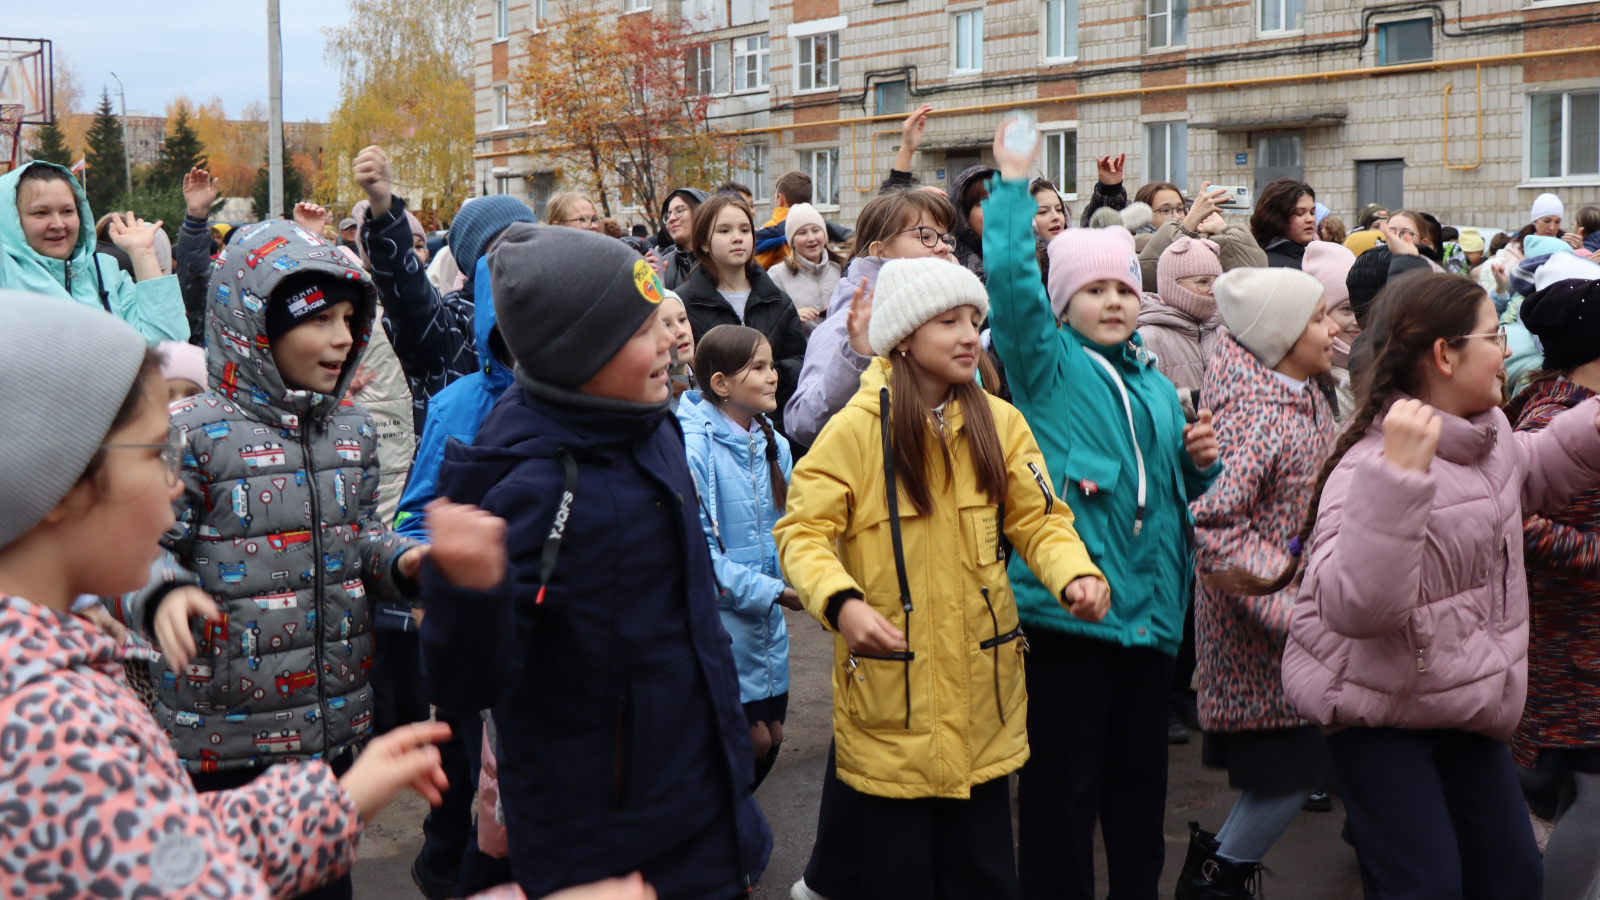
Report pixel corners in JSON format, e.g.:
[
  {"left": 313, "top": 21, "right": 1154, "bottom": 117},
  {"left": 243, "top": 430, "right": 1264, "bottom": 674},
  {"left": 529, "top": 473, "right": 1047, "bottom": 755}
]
[{"left": 678, "top": 392, "right": 793, "bottom": 704}]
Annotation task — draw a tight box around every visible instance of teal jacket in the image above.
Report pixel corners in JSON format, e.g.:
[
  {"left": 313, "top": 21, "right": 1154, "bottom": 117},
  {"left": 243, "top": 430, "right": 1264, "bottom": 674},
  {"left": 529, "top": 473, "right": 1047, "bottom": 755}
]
[
  {"left": 983, "top": 176, "right": 1218, "bottom": 655},
  {"left": 0, "top": 161, "right": 186, "bottom": 343}
]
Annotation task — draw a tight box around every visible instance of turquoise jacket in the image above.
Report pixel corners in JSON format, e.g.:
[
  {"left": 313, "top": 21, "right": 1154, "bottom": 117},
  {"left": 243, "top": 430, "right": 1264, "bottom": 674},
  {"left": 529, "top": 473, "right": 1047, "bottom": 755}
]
[
  {"left": 0, "top": 161, "right": 186, "bottom": 343},
  {"left": 983, "top": 176, "right": 1218, "bottom": 655}
]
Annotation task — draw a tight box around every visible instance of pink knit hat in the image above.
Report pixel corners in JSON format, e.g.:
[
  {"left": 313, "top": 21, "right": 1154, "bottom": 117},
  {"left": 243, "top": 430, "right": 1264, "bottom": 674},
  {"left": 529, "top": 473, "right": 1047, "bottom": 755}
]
[
  {"left": 1046, "top": 226, "right": 1143, "bottom": 318},
  {"left": 157, "top": 340, "right": 208, "bottom": 390},
  {"left": 1157, "top": 237, "right": 1221, "bottom": 321},
  {"left": 1302, "top": 240, "right": 1357, "bottom": 309}
]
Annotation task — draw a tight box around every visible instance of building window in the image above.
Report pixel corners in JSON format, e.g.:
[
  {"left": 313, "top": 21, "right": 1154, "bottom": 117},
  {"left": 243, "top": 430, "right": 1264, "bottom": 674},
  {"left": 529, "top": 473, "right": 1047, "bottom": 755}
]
[
  {"left": 1254, "top": 131, "right": 1304, "bottom": 196},
  {"left": 496, "top": 175, "right": 514, "bottom": 196},
  {"left": 493, "top": 0, "right": 509, "bottom": 39},
  {"left": 534, "top": 0, "right": 547, "bottom": 27},
  {"left": 528, "top": 174, "right": 554, "bottom": 213},
  {"left": 734, "top": 35, "right": 770, "bottom": 91},
  {"left": 1147, "top": 122, "right": 1187, "bottom": 187},
  {"left": 810, "top": 148, "right": 840, "bottom": 207},
  {"left": 953, "top": 9, "right": 984, "bottom": 74},
  {"left": 1148, "top": 0, "right": 1186, "bottom": 49},
  {"left": 1044, "top": 0, "right": 1078, "bottom": 61},
  {"left": 1260, "top": 0, "right": 1303, "bottom": 33},
  {"left": 1378, "top": 18, "right": 1433, "bottom": 65},
  {"left": 731, "top": 0, "right": 769, "bottom": 26},
  {"left": 624, "top": 0, "right": 652, "bottom": 11},
  {"left": 797, "top": 33, "right": 840, "bottom": 91},
  {"left": 687, "top": 42, "right": 731, "bottom": 95},
  {"left": 1042, "top": 130, "right": 1078, "bottom": 197},
  {"left": 740, "top": 145, "right": 770, "bottom": 201},
  {"left": 493, "top": 86, "right": 509, "bottom": 128},
  {"left": 1530, "top": 92, "right": 1600, "bottom": 180},
  {"left": 876, "top": 80, "right": 907, "bottom": 116},
  {"left": 1356, "top": 159, "right": 1405, "bottom": 211}
]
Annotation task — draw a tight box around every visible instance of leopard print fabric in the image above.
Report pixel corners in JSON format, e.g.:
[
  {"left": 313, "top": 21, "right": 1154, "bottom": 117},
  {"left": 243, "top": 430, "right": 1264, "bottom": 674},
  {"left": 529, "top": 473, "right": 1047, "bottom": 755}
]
[{"left": 0, "top": 594, "right": 362, "bottom": 899}]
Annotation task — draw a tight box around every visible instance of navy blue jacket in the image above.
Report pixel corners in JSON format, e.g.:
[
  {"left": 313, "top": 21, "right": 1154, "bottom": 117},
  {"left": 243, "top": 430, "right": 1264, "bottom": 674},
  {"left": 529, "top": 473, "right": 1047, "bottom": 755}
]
[{"left": 420, "top": 382, "right": 771, "bottom": 899}]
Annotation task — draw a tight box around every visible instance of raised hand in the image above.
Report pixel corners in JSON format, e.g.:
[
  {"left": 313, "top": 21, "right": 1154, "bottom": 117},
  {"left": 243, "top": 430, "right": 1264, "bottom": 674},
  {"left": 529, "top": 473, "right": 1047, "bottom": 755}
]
[
  {"left": 339, "top": 720, "right": 452, "bottom": 822},
  {"left": 1096, "top": 153, "right": 1127, "bottom": 186},
  {"left": 837, "top": 598, "right": 907, "bottom": 655},
  {"left": 106, "top": 210, "right": 162, "bottom": 253},
  {"left": 1382, "top": 398, "right": 1442, "bottom": 473},
  {"left": 294, "top": 202, "right": 331, "bottom": 235},
  {"left": 153, "top": 585, "right": 221, "bottom": 671},
  {"left": 1183, "top": 409, "right": 1219, "bottom": 469},
  {"left": 352, "top": 144, "right": 394, "bottom": 216},
  {"left": 1063, "top": 576, "right": 1110, "bottom": 622},
  {"left": 846, "top": 282, "right": 875, "bottom": 357},
  {"left": 423, "top": 499, "right": 509, "bottom": 591},
  {"left": 992, "top": 118, "right": 1040, "bottom": 181},
  {"left": 182, "top": 167, "right": 219, "bottom": 218},
  {"left": 1181, "top": 183, "right": 1229, "bottom": 235},
  {"left": 895, "top": 104, "right": 934, "bottom": 172}
]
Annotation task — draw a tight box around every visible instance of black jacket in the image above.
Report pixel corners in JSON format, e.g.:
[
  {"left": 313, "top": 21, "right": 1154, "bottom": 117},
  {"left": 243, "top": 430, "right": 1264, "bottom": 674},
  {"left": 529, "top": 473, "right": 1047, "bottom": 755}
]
[
  {"left": 1263, "top": 238, "right": 1309, "bottom": 269},
  {"left": 676, "top": 264, "right": 808, "bottom": 441}
]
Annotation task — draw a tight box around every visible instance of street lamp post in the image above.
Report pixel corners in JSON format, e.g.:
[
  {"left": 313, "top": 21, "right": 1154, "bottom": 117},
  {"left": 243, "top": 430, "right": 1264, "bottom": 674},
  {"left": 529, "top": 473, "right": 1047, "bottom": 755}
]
[{"left": 108, "top": 71, "right": 132, "bottom": 200}]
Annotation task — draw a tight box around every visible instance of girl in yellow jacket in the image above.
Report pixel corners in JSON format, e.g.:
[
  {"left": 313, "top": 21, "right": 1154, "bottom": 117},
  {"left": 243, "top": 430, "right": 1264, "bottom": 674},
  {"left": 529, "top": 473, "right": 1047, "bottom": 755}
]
[{"left": 776, "top": 257, "right": 1109, "bottom": 900}]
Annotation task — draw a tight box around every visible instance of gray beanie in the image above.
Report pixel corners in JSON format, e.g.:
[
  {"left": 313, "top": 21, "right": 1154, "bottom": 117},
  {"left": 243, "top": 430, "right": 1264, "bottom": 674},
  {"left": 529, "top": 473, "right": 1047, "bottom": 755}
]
[
  {"left": 490, "top": 224, "right": 668, "bottom": 390},
  {"left": 1213, "top": 267, "right": 1327, "bottom": 367},
  {"left": 0, "top": 291, "right": 149, "bottom": 548}
]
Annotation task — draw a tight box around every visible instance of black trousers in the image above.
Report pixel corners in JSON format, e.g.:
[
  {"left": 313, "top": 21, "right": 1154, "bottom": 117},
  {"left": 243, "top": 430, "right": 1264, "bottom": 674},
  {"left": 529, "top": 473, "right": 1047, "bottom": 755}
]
[
  {"left": 804, "top": 744, "right": 1017, "bottom": 900},
  {"left": 370, "top": 626, "right": 430, "bottom": 736},
  {"left": 1328, "top": 727, "right": 1543, "bottom": 900},
  {"left": 190, "top": 751, "right": 355, "bottom": 900},
  {"left": 1017, "top": 630, "right": 1174, "bottom": 900}
]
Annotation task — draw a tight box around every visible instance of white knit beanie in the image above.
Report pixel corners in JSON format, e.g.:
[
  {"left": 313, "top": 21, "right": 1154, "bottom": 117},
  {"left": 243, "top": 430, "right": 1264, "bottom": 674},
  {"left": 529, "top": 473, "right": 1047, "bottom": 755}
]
[
  {"left": 1213, "top": 267, "right": 1326, "bottom": 367},
  {"left": 868, "top": 257, "right": 989, "bottom": 357},
  {"left": 1531, "top": 192, "right": 1565, "bottom": 224}
]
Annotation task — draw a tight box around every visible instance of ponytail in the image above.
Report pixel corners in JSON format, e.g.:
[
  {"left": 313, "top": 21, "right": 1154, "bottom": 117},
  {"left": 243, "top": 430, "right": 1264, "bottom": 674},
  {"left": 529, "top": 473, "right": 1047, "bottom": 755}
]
[{"left": 755, "top": 413, "right": 788, "bottom": 510}]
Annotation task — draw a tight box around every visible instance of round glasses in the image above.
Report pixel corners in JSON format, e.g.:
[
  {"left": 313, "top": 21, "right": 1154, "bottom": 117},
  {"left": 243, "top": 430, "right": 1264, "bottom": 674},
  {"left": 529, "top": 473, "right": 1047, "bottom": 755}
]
[{"left": 894, "top": 225, "right": 956, "bottom": 249}]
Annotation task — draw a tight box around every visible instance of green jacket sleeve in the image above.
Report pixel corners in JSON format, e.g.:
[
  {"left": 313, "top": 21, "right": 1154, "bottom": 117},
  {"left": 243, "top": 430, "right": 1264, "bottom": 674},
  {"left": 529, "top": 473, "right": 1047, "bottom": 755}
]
[
  {"left": 982, "top": 176, "right": 1062, "bottom": 404},
  {"left": 101, "top": 255, "right": 189, "bottom": 343}
]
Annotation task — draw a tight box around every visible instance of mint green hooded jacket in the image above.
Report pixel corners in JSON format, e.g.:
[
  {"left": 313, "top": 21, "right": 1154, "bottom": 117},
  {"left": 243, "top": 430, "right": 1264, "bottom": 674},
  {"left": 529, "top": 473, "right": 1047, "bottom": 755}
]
[
  {"left": 1, "top": 161, "right": 186, "bottom": 343},
  {"left": 984, "top": 176, "right": 1218, "bottom": 656}
]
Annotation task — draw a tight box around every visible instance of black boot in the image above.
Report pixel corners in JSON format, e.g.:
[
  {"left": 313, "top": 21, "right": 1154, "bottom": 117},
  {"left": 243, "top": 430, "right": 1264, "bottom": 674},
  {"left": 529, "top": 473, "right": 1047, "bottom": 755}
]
[{"left": 1174, "top": 821, "right": 1264, "bottom": 899}]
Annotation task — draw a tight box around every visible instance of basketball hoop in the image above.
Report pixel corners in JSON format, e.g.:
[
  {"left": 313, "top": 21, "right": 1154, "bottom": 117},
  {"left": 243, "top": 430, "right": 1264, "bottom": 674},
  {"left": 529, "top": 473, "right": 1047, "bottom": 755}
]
[{"left": 0, "top": 104, "right": 23, "bottom": 174}]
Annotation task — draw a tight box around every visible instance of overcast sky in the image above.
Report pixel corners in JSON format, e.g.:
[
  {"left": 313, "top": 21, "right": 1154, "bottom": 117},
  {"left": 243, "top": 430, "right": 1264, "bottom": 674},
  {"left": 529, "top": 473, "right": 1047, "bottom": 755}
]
[{"left": 6, "top": 0, "right": 349, "bottom": 122}]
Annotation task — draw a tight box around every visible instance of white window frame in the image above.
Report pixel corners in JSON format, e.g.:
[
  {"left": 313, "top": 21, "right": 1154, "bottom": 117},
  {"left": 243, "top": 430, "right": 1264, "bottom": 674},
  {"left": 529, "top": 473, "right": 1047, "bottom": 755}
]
[
  {"left": 796, "top": 32, "right": 840, "bottom": 93},
  {"left": 809, "top": 148, "right": 841, "bottom": 209},
  {"left": 493, "top": 0, "right": 509, "bottom": 40},
  {"left": 493, "top": 85, "right": 509, "bottom": 129},
  {"left": 688, "top": 42, "right": 732, "bottom": 96},
  {"left": 624, "top": 0, "right": 652, "bottom": 12},
  {"left": 1043, "top": 0, "right": 1078, "bottom": 63},
  {"left": 1258, "top": 0, "right": 1304, "bottom": 35},
  {"left": 533, "top": 0, "right": 548, "bottom": 29},
  {"left": 1148, "top": 0, "right": 1187, "bottom": 50},
  {"left": 734, "top": 35, "right": 770, "bottom": 92},
  {"left": 953, "top": 9, "right": 984, "bottom": 75},
  {"left": 1041, "top": 128, "right": 1079, "bottom": 201},
  {"left": 1526, "top": 90, "right": 1600, "bottom": 185},
  {"left": 740, "top": 144, "right": 771, "bottom": 201},
  {"left": 1146, "top": 121, "right": 1188, "bottom": 188}
]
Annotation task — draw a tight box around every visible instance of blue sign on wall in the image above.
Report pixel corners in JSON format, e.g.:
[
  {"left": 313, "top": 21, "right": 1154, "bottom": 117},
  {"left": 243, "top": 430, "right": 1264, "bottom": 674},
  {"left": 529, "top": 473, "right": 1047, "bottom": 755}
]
[
  {"left": 1235, "top": 153, "right": 1249, "bottom": 166},
  {"left": 936, "top": 169, "right": 947, "bottom": 180}
]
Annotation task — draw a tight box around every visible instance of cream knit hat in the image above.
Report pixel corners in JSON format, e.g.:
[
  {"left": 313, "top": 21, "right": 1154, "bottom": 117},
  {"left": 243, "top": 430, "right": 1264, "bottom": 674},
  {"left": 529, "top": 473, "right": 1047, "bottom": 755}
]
[
  {"left": 1213, "top": 267, "right": 1326, "bottom": 367},
  {"left": 868, "top": 257, "right": 989, "bottom": 357},
  {"left": 784, "top": 203, "right": 828, "bottom": 244}
]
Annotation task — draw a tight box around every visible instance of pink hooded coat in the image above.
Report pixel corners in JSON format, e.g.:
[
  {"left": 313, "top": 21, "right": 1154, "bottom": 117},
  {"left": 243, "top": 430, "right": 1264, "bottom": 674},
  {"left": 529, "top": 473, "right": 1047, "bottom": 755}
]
[{"left": 1282, "top": 395, "right": 1600, "bottom": 740}]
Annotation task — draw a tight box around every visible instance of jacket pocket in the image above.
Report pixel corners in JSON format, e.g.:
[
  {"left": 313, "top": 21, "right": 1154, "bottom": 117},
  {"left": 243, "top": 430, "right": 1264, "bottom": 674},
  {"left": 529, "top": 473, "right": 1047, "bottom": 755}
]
[
  {"left": 961, "top": 507, "right": 1007, "bottom": 569},
  {"left": 976, "top": 586, "right": 1028, "bottom": 729},
  {"left": 1062, "top": 447, "right": 1122, "bottom": 498},
  {"left": 843, "top": 651, "right": 917, "bottom": 731}
]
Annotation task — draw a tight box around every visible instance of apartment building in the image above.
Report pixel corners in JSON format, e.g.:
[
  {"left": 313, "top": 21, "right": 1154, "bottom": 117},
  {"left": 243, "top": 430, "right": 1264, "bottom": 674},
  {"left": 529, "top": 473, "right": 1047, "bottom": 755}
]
[{"left": 476, "top": 0, "right": 1600, "bottom": 230}]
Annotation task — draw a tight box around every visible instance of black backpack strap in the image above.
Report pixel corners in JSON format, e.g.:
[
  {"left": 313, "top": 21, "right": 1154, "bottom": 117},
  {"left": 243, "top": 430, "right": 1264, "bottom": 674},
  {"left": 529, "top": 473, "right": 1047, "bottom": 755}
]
[
  {"left": 534, "top": 449, "right": 579, "bottom": 606},
  {"left": 92, "top": 253, "right": 112, "bottom": 312},
  {"left": 878, "top": 386, "right": 915, "bottom": 728}
]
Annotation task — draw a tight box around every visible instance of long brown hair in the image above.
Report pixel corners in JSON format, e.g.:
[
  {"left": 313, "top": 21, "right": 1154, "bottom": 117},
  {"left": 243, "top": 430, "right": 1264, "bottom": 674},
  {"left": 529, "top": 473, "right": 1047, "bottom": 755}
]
[
  {"left": 695, "top": 324, "right": 787, "bottom": 509},
  {"left": 888, "top": 351, "right": 1007, "bottom": 517},
  {"left": 1207, "top": 273, "right": 1487, "bottom": 595},
  {"left": 848, "top": 189, "right": 955, "bottom": 266},
  {"left": 691, "top": 193, "right": 758, "bottom": 282}
]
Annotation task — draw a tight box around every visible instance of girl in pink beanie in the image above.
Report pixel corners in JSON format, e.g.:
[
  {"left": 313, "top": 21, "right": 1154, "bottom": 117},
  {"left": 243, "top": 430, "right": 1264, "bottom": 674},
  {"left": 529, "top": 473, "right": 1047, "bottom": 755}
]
[
  {"left": 983, "top": 121, "right": 1222, "bottom": 899},
  {"left": 1137, "top": 236, "right": 1224, "bottom": 416}
]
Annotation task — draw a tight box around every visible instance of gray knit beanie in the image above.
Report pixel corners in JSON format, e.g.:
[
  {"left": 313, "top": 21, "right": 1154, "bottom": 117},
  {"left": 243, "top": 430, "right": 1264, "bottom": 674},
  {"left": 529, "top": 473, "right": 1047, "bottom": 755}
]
[
  {"left": 490, "top": 223, "right": 668, "bottom": 390},
  {"left": 1213, "top": 267, "right": 1327, "bottom": 367},
  {"left": 0, "top": 291, "right": 149, "bottom": 548}
]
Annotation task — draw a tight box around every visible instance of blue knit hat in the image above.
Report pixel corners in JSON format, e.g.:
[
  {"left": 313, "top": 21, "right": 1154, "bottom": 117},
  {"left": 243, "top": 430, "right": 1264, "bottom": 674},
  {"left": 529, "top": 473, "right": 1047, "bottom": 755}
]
[{"left": 448, "top": 196, "right": 538, "bottom": 280}]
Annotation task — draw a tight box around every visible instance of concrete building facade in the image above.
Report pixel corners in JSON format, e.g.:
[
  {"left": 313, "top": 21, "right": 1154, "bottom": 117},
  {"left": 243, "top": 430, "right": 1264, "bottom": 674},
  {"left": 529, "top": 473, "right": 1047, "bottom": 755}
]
[{"left": 476, "top": 0, "right": 1600, "bottom": 232}]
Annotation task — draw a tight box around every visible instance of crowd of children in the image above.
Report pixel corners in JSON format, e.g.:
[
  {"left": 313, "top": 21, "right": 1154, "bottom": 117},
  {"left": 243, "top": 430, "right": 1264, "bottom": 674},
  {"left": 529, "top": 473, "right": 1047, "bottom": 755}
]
[{"left": 9, "top": 98, "right": 1600, "bottom": 900}]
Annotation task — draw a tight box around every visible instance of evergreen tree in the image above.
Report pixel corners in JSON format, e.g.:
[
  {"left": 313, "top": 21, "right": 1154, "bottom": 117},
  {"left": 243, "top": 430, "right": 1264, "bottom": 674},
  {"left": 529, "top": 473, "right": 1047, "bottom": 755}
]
[
  {"left": 27, "top": 121, "right": 72, "bottom": 167},
  {"left": 153, "top": 106, "right": 207, "bottom": 189},
  {"left": 249, "top": 143, "right": 307, "bottom": 221},
  {"left": 83, "top": 88, "right": 128, "bottom": 217}
]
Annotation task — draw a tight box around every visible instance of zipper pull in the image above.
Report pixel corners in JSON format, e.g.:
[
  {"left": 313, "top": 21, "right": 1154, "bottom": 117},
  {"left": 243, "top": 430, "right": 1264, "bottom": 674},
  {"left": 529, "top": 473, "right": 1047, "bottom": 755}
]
[{"left": 1416, "top": 649, "right": 1427, "bottom": 673}]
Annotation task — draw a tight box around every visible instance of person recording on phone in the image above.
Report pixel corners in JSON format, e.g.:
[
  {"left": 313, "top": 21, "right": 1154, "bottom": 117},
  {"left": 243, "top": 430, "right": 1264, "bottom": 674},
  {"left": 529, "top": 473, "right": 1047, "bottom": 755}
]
[{"left": 1133, "top": 182, "right": 1268, "bottom": 293}]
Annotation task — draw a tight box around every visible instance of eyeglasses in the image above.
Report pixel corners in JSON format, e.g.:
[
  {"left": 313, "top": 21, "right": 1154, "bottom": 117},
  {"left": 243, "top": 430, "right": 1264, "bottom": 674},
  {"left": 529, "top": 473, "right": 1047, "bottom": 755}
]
[
  {"left": 562, "top": 216, "right": 600, "bottom": 226},
  {"left": 1391, "top": 227, "right": 1420, "bottom": 242},
  {"left": 1154, "top": 205, "right": 1189, "bottom": 217},
  {"left": 665, "top": 205, "right": 691, "bottom": 222},
  {"left": 1452, "top": 326, "right": 1508, "bottom": 351},
  {"left": 1176, "top": 274, "right": 1216, "bottom": 292},
  {"left": 894, "top": 225, "right": 956, "bottom": 249},
  {"left": 100, "top": 425, "right": 187, "bottom": 486}
]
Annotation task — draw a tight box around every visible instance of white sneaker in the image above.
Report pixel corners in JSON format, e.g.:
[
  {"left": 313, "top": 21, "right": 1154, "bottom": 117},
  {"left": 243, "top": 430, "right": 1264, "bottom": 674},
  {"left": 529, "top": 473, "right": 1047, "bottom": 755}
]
[{"left": 791, "top": 878, "right": 832, "bottom": 900}]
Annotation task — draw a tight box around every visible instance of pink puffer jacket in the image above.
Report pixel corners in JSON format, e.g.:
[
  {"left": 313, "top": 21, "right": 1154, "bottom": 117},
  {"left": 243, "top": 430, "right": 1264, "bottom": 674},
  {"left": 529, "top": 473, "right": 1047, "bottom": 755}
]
[{"left": 1282, "top": 394, "right": 1600, "bottom": 741}]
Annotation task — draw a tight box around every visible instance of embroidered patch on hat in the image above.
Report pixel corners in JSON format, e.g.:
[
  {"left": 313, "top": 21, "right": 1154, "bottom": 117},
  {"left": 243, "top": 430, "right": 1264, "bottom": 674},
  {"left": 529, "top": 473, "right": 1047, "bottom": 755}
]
[
  {"left": 285, "top": 285, "right": 329, "bottom": 320},
  {"left": 149, "top": 831, "right": 207, "bottom": 888},
  {"left": 633, "top": 258, "right": 664, "bottom": 305}
]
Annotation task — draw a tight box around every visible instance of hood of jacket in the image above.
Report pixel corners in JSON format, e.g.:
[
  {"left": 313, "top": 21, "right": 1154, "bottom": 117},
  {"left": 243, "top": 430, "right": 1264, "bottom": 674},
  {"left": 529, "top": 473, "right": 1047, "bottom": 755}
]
[
  {"left": 207, "top": 218, "right": 378, "bottom": 428},
  {"left": 677, "top": 390, "right": 775, "bottom": 456},
  {"left": 472, "top": 254, "right": 514, "bottom": 393},
  {"left": 0, "top": 160, "right": 100, "bottom": 299},
  {"left": 949, "top": 167, "right": 996, "bottom": 278},
  {"left": 0, "top": 595, "right": 123, "bottom": 703}
]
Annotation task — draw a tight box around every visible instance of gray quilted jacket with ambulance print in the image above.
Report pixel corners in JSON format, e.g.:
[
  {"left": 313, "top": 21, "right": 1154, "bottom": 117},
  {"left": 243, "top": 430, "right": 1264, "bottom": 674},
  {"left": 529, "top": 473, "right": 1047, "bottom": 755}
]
[{"left": 111, "top": 219, "right": 419, "bottom": 773}]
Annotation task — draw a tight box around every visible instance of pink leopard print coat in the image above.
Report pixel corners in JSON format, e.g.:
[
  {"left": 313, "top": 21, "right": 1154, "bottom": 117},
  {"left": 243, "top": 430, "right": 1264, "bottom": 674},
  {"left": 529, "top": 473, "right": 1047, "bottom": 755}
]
[{"left": 0, "top": 594, "right": 362, "bottom": 899}]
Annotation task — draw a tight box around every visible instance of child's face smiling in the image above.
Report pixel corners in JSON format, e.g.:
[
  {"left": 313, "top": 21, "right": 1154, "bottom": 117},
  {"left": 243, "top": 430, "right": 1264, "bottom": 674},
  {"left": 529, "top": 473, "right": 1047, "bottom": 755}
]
[{"left": 270, "top": 300, "right": 357, "bottom": 394}]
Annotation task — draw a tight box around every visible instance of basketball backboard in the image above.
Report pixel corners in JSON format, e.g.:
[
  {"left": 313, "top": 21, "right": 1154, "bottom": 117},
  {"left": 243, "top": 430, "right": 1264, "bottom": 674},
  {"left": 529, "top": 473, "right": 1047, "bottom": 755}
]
[{"left": 0, "top": 37, "right": 52, "bottom": 124}]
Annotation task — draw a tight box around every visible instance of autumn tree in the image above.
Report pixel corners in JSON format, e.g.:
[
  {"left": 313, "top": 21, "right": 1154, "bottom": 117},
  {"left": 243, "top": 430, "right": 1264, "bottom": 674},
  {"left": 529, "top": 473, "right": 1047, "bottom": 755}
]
[
  {"left": 27, "top": 121, "right": 71, "bottom": 166},
  {"left": 249, "top": 137, "right": 310, "bottom": 220},
  {"left": 83, "top": 89, "right": 128, "bottom": 216},
  {"left": 324, "top": 0, "right": 473, "bottom": 227},
  {"left": 184, "top": 96, "right": 263, "bottom": 197},
  {"left": 516, "top": 3, "right": 741, "bottom": 230},
  {"left": 154, "top": 103, "right": 207, "bottom": 189}
]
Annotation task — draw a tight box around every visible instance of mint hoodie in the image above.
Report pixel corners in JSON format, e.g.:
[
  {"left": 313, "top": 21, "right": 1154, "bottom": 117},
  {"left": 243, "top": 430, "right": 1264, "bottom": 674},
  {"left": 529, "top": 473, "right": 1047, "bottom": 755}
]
[
  {"left": 0, "top": 160, "right": 186, "bottom": 343},
  {"left": 983, "top": 176, "right": 1218, "bottom": 655}
]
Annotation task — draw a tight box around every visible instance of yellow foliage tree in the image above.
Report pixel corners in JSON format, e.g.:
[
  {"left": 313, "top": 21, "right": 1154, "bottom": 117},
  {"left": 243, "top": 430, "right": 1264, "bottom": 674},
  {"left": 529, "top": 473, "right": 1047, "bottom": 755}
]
[
  {"left": 324, "top": 0, "right": 474, "bottom": 229},
  {"left": 183, "top": 96, "right": 264, "bottom": 197}
]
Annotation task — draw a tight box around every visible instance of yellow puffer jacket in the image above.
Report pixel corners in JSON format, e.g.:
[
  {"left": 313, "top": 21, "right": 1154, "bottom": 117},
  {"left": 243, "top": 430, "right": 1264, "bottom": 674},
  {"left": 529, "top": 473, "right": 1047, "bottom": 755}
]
[{"left": 775, "top": 358, "right": 1104, "bottom": 799}]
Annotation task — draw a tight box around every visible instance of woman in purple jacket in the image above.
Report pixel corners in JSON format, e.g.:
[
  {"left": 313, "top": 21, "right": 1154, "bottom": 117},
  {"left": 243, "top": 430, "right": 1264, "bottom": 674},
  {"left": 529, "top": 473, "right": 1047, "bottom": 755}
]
[{"left": 1279, "top": 273, "right": 1600, "bottom": 899}]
